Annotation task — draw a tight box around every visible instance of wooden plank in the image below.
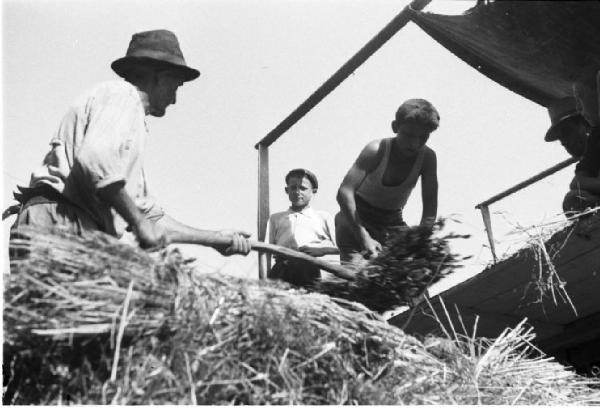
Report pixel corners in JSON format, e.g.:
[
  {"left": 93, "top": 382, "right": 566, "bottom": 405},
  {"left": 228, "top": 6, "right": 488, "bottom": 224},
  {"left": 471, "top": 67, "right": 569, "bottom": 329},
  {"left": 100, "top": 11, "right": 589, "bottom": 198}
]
[
  {"left": 446, "top": 224, "right": 600, "bottom": 310},
  {"left": 257, "top": 145, "right": 269, "bottom": 280},
  {"left": 472, "top": 248, "right": 600, "bottom": 320},
  {"left": 391, "top": 216, "right": 600, "bottom": 340},
  {"left": 431, "top": 253, "right": 527, "bottom": 306},
  {"left": 559, "top": 338, "right": 600, "bottom": 370},
  {"left": 392, "top": 298, "right": 563, "bottom": 341},
  {"left": 523, "top": 275, "right": 600, "bottom": 324},
  {"left": 536, "top": 310, "right": 600, "bottom": 352}
]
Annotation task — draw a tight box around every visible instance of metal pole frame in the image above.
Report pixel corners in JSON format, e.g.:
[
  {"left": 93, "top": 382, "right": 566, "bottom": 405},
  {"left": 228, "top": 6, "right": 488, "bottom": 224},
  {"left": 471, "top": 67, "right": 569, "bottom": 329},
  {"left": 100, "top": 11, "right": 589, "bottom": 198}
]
[
  {"left": 253, "top": 0, "right": 432, "bottom": 279},
  {"left": 474, "top": 157, "right": 577, "bottom": 263}
]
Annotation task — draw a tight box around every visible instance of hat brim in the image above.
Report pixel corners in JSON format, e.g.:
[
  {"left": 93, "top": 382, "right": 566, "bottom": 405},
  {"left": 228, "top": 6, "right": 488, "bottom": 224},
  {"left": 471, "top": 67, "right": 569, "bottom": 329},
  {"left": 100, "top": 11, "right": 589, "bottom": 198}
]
[
  {"left": 544, "top": 112, "right": 579, "bottom": 142},
  {"left": 111, "top": 56, "right": 200, "bottom": 82}
]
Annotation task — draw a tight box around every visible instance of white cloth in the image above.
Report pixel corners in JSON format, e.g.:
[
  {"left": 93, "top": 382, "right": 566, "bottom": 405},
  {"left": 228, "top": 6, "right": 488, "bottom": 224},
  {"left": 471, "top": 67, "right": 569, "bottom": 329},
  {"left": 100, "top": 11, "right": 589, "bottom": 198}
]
[
  {"left": 268, "top": 206, "right": 336, "bottom": 250},
  {"left": 28, "top": 80, "right": 164, "bottom": 236}
]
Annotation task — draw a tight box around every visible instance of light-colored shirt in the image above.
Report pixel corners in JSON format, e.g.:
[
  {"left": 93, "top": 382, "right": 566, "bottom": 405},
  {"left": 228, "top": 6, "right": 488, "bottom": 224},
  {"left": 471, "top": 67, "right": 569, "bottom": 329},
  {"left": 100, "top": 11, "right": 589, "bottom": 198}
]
[
  {"left": 268, "top": 206, "right": 336, "bottom": 250},
  {"left": 28, "top": 80, "right": 164, "bottom": 236}
]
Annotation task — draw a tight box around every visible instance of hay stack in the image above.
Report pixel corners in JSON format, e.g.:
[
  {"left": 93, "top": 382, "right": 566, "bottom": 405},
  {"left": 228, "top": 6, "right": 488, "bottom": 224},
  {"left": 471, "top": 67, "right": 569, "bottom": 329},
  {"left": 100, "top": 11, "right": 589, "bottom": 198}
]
[{"left": 4, "top": 227, "right": 600, "bottom": 405}]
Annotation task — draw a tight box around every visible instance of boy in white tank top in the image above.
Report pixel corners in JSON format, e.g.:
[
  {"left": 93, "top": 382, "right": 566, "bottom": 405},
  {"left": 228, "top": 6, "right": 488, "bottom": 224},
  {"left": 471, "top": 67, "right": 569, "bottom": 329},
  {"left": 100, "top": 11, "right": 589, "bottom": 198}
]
[{"left": 335, "top": 99, "right": 440, "bottom": 268}]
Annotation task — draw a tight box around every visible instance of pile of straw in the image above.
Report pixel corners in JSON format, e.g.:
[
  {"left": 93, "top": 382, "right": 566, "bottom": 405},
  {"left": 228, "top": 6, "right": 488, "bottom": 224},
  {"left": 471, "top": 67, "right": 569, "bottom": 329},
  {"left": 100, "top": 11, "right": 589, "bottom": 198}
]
[
  {"left": 316, "top": 220, "right": 470, "bottom": 312},
  {"left": 4, "top": 227, "right": 600, "bottom": 405}
]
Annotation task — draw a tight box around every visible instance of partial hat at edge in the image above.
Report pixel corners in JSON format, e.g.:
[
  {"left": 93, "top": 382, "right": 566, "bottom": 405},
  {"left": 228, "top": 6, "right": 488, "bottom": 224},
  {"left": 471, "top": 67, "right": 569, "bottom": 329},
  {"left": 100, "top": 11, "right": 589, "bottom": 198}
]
[{"left": 545, "top": 97, "right": 580, "bottom": 142}]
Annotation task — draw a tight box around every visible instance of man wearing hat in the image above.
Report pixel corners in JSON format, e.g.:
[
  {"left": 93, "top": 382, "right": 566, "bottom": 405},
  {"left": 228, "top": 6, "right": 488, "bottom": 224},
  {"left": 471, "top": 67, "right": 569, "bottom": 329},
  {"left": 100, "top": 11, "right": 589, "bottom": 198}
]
[
  {"left": 563, "top": 66, "right": 600, "bottom": 214},
  {"left": 544, "top": 97, "right": 589, "bottom": 159},
  {"left": 8, "top": 30, "right": 251, "bottom": 255}
]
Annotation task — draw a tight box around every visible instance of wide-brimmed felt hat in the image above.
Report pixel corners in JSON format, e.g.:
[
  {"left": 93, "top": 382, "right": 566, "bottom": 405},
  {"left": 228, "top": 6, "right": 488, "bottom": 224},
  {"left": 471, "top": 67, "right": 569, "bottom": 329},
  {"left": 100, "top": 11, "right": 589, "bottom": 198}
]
[
  {"left": 111, "top": 29, "right": 200, "bottom": 82},
  {"left": 545, "top": 97, "right": 580, "bottom": 141}
]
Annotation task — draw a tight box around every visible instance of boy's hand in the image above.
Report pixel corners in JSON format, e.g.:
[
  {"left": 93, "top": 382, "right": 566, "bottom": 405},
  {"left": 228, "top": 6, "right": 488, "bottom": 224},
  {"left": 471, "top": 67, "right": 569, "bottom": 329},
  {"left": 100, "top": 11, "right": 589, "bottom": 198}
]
[
  {"left": 360, "top": 233, "right": 382, "bottom": 259},
  {"left": 420, "top": 217, "right": 436, "bottom": 232},
  {"left": 298, "top": 246, "right": 327, "bottom": 257},
  {"left": 217, "top": 229, "right": 252, "bottom": 256}
]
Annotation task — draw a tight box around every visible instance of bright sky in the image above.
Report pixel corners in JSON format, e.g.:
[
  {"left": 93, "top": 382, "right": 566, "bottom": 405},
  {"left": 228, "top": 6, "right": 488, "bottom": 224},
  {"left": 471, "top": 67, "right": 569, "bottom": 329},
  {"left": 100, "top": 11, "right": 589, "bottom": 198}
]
[{"left": 2, "top": 0, "right": 575, "bottom": 292}]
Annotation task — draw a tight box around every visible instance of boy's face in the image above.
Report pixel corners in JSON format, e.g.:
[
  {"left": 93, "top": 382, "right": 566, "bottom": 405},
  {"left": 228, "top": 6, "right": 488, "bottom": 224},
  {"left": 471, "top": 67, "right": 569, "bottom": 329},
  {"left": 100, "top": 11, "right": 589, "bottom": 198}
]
[
  {"left": 394, "top": 122, "right": 431, "bottom": 156},
  {"left": 285, "top": 176, "right": 315, "bottom": 210}
]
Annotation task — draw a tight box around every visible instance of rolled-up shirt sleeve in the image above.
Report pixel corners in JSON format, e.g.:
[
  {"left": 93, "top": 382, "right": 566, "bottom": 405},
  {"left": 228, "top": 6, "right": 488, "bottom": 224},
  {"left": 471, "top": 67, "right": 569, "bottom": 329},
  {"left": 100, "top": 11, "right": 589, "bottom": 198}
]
[
  {"left": 136, "top": 169, "right": 165, "bottom": 222},
  {"left": 75, "top": 88, "right": 142, "bottom": 191},
  {"left": 575, "top": 127, "right": 600, "bottom": 177}
]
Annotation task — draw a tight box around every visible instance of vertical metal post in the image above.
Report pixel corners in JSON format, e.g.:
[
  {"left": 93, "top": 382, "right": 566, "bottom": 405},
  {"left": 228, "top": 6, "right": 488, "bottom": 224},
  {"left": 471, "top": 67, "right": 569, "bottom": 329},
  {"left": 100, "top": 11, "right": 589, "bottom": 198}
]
[
  {"left": 479, "top": 205, "right": 498, "bottom": 263},
  {"left": 257, "top": 144, "right": 270, "bottom": 279}
]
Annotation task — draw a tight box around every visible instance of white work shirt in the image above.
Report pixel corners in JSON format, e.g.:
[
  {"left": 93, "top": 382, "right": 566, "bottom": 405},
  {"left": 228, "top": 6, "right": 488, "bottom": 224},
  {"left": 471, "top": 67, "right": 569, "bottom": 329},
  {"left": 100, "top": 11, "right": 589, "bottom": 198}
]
[
  {"left": 28, "top": 80, "right": 163, "bottom": 236},
  {"left": 268, "top": 206, "right": 336, "bottom": 250}
]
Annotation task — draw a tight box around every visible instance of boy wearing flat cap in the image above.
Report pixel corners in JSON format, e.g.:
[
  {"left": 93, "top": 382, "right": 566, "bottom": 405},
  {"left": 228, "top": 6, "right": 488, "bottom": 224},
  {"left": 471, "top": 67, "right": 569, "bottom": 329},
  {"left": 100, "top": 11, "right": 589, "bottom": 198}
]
[
  {"left": 336, "top": 99, "right": 439, "bottom": 268},
  {"left": 8, "top": 30, "right": 250, "bottom": 256},
  {"left": 268, "top": 168, "right": 338, "bottom": 288}
]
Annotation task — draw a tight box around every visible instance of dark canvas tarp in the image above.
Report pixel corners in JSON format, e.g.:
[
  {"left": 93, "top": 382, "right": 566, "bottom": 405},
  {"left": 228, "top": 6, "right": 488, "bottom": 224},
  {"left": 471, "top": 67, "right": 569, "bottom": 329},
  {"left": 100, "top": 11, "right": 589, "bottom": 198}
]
[{"left": 409, "top": 1, "right": 600, "bottom": 107}]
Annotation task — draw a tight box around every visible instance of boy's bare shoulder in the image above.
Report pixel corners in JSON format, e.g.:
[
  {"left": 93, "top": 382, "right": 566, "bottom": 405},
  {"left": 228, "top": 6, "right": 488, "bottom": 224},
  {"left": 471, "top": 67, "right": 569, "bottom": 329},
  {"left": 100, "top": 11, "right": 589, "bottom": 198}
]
[
  {"left": 424, "top": 145, "right": 437, "bottom": 160},
  {"left": 363, "top": 138, "right": 387, "bottom": 153},
  {"left": 359, "top": 138, "right": 389, "bottom": 161}
]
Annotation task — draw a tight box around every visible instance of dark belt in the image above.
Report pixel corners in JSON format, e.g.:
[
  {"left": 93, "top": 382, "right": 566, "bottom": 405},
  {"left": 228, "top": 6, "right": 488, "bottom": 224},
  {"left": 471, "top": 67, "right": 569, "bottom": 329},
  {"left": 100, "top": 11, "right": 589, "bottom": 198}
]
[
  {"left": 15, "top": 185, "right": 65, "bottom": 206},
  {"left": 3, "top": 185, "right": 64, "bottom": 220},
  {"left": 8, "top": 184, "right": 102, "bottom": 230}
]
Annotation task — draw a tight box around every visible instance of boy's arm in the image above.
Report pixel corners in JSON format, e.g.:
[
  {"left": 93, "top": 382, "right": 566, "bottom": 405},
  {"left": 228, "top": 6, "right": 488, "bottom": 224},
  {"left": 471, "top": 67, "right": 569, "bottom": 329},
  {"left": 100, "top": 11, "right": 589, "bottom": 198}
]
[
  {"left": 299, "top": 212, "right": 340, "bottom": 256},
  {"left": 420, "top": 148, "right": 438, "bottom": 230},
  {"left": 336, "top": 140, "right": 382, "bottom": 258}
]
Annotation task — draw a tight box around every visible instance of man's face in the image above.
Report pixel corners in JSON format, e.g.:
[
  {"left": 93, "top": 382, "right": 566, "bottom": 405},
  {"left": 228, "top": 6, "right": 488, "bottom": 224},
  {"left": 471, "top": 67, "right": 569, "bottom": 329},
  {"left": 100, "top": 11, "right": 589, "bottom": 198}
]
[
  {"left": 148, "top": 71, "right": 186, "bottom": 117},
  {"left": 285, "top": 176, "right": 315, "bottom": 210},
  {"left": 395, "top": 122, "right": 431, "bottom": 156},
  {"left": 559, "top": 119, "right": 589, "bottom": 158}
]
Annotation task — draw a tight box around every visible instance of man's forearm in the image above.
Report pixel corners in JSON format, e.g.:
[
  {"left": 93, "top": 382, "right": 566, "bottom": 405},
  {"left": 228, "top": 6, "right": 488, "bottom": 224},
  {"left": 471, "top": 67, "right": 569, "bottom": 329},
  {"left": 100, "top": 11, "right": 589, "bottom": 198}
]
[
  {"left": 156, "top": 214, "right": 251, "bottom": 256},
  {"left": 156, "top": 214, "right": 223, "bottom": 243},
  {"left": 97, "top": 182, "right": 145, "bottom": 228}
]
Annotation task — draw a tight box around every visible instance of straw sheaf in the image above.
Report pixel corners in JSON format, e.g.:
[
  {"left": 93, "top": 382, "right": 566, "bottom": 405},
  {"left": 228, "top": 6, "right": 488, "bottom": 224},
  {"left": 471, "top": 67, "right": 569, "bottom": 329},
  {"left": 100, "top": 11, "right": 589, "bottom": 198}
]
[
  {"left": 4, "top": 227, "right": 600, "bottom": 405},
  {"left": 317, "top": 220, "right": 471, "bottom": 312}
]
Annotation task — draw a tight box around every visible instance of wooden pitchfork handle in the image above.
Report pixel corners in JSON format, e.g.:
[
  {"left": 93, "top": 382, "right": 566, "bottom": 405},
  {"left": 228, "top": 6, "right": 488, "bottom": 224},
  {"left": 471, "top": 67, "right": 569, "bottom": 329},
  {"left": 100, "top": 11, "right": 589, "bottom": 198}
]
[{"left": 169, "top": 235, "right": 355, "bottom": 281}]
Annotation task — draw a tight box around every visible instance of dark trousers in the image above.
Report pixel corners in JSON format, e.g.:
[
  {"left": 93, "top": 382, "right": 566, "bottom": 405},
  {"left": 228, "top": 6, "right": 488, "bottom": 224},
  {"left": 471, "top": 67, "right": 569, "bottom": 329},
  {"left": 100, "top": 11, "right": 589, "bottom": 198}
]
[
  {"left": 563, "top": 189, "right": 600, "bottom": 215},
  {"left": 270, "top": 259, "right": 321, "bottom": 288}
]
